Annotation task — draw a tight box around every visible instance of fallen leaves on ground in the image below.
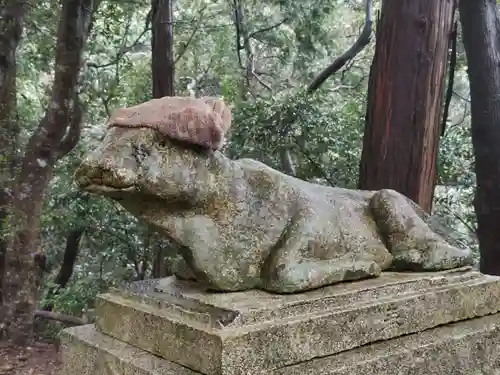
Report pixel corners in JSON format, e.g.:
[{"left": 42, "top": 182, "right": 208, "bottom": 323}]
[{"left": 0, "top": 341, "right": 60, "bottom": 375}]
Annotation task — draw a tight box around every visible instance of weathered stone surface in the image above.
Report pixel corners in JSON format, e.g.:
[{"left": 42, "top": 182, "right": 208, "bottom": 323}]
[
  {"left": 60, "top": 312, "right": 500, "bottom": 375},
  {"left": 59, "top": 324, "right": 196, "bottom": 375},
  {"left": 73, "top": 100, "right": 473, "bottom": 293},
  {"left": 93, "top": 268, "right": 500, "bottom": 375}
]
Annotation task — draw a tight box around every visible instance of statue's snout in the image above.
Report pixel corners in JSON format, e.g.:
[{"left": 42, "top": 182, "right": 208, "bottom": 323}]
[{"left": 74, "top": 146, "right": 139, "bottom": 192}]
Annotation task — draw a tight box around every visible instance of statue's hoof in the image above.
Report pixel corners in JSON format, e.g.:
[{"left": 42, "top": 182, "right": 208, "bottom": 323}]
[{"left": 391, "top": 242, "right": 474, "bottom": 271}]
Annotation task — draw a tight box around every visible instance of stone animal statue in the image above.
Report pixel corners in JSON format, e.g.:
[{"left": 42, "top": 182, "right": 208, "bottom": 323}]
[{"left": 74, "top": 96, "right": 473, "bottom": 294}]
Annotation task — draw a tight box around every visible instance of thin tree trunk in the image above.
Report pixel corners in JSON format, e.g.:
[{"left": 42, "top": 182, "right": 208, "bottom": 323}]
[
  {"left": 151, "top": 0, "right": 175, "bottom": 97},
  {"left": 0, "top": 0, "right": 98, "bottom": 344},
  {"left": 43, "top": 227, "right": 85, "bottom": 311},
  {"left": 459, "top": 0, "right": 500, "bottom": 275},
  {"left": 358, "top": 0, "right": 456, "bottom": 212},
  {"left": 0, "top": 0, "right": 32, "bottom": 308}
]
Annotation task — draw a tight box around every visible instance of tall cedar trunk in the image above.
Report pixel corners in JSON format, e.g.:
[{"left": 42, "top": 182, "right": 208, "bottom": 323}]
[
  {"left": 459, "top": 0, "right": 500, "bottom": 275},
  {"left": 152, "top": 0, "right": 175, "bottom": 97},
  {"left": 150, "top": 0, "right": 175, "bottom": 276},
  {"left": 358, "top": 0, "right": 456, "bottom": 212},
  {"left": 0, "top": 0, "right": 96, "bottom": 344},
  {"left": 0, "top": 0, "right": 31, "bottom": 307}
]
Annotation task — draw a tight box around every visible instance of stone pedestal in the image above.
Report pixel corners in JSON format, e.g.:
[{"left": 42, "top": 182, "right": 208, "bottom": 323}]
[{"left": 59, "top": 268, "right": 500, "bottom": 374}]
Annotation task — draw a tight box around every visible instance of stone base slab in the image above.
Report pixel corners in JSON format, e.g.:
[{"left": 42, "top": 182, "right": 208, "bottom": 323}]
[
  {"left": 60, "top": 313, "right": 500, "bottom": 375},
  {"left": 94, "top": 268, "right": 500, "bottom": 375}
]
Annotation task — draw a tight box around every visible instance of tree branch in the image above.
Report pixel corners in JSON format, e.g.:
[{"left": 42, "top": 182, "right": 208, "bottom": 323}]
[
  {"left": 87, "top": 24, "right": 151, "bottom": 69},
  {"left": 174, "top": 5, "right": 207, "bottom": 64},
  {"left": 230, "top": 0, "right": 272, "bottom": 93},
  {"left": 308, "top": 0, "right": 373, "bottom": 92},
  {"left": 248, "top": 18, "right": 288, "bottom": 40},
  {"left": 260, "top": 0, "right": 373, "bottom": 177},
  {"left": 34, "top": 310, "right": 90, "bottom": 326}
]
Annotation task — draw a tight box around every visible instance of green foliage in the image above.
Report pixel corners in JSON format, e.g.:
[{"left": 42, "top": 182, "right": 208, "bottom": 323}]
[
  {"left": 41, "top": 279, "right": 102, "bottom": 315},
  {"left": 228, "top": 88, "right": 366, "bottom": 187}
]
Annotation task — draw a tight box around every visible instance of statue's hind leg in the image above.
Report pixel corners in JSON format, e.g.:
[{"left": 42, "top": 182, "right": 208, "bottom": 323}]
[{"left": 369, "top": 189, "right": 473, "bottom": 271}]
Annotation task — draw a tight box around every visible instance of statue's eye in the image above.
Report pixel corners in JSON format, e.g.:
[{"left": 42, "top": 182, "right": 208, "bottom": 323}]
[
  {"left": 132, "top": 144, "right": 150, "bottom": 163},
  {"left": 154, "top": 132, "right": 169, "bottom": 147}
]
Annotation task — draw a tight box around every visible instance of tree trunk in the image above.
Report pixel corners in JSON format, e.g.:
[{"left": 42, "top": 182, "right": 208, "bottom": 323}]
[
  {"left": 149, "top": 0, "right": 175, "bottom": 277},
  {"left": 0, "top": 0, "right": 97, "bottom": 345},
  {"left": 151, "top": 0, "right": 175, "bottom": 98},
  {"left": 459, "top": 0, "right": 500, "bottom": 275},
  {"left": 43, "top": 227, "right": 85, "bottom": 312},
  {"left": 358, "top": 0, "right": 456, "bottom": 212},
  {"left": 0, "top": 0, "right": 32, "bottom": 308}
]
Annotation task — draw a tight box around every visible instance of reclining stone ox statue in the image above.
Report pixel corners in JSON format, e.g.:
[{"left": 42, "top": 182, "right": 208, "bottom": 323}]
[{"left": 74, "top": 96, "right": 473, "bottom": 294}]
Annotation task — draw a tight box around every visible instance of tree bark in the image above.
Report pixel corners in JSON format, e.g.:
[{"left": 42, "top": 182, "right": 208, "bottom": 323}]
[
  {"left": 0, "top": 0, "right": 32, "bottom": 308},
  {"left": 43, "top": 227, "right": 85, "bottom": 312},
  {"left": 54, "top": 228, "right": 85, "bottom": 289},
  {"left": 358, "top": 0, "right": 456, "bottom": 212},
  {"left": 459, "top": 0, "right": 500, "bottom": 275},
  {"left": 151, "top": 0, "right": 175, "bottom": 97},
  {"left": 0, "top": 0, "right": 97, "bottom": 345},
  {"left": 149, "top": 0, "right": 175, "bottom": 276}
]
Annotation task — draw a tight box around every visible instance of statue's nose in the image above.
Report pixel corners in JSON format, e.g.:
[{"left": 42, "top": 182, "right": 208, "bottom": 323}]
[{"left": 74, "top": 152, "right": 137, "bottom": 189}]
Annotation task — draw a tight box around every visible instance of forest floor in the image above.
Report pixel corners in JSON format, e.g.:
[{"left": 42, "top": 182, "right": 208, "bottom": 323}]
[{"left": 0, "top": 341, "right": 60, "bottom": 375}]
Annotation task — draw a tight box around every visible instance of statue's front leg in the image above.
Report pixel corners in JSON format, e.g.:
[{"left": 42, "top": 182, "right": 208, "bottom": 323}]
[
  {"left": 261, "top": 220, "right": 382, "bottom": 294},
  {"left": 369, "top": 189, "right": 473, "bottom": 271}
]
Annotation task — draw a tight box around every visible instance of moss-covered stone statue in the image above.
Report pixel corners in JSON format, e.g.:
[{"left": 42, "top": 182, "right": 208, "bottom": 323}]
[{"left": 74, "top": 96, "right": 473, "bottom": 293}]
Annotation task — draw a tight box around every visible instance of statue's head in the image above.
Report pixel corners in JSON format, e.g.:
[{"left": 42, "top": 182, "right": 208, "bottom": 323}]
[{"left": 74, "top": 96, "right": 232, "bottom": 205}]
